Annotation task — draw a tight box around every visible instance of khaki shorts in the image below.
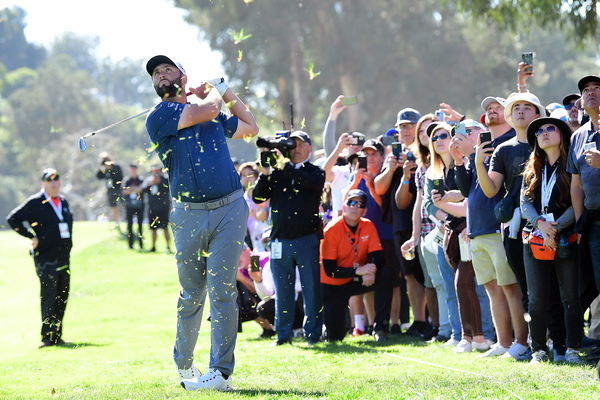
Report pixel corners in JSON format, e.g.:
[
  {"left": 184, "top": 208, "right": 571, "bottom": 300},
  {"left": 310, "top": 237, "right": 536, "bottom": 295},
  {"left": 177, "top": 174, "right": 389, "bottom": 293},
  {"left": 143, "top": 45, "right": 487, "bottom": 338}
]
[{"left": 470, "top": 233, "right": 517, "bottom": 286}]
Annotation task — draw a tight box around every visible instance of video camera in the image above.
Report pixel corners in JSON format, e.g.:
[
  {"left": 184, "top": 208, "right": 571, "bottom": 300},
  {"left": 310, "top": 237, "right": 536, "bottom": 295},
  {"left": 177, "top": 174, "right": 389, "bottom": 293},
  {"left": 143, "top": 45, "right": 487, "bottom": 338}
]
[{"left": 256, "top": 130, "right": 297, "bottom": 167}]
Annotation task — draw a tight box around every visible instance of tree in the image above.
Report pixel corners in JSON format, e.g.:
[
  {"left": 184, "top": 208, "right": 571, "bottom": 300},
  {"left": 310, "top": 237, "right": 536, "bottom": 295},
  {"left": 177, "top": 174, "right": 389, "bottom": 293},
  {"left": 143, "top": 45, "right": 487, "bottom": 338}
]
[
  {"left": 455, "top": 0, "right": 600, "bottom": 43},
  {"left": 0, "top": 7, "right": 46, "bottom": 71}
]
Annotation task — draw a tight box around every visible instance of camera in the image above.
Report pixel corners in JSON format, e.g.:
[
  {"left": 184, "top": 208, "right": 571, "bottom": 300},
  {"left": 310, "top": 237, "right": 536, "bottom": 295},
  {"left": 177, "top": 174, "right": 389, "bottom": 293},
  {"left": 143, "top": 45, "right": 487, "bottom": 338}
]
[
  {"left": 256, "top": 130, "right": 297, "bottom": 168},
  {"left": 349, "top": 132, "right": 366, "bottom": 146}
]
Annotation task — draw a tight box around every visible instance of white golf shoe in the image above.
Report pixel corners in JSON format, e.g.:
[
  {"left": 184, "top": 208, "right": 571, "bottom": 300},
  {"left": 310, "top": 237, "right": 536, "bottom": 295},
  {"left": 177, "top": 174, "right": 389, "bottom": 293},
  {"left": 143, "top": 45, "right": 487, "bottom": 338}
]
[
  {"left": 177, "top": 364, "right": 201, "bottom": 381},
  {"left": 181, "top": 368, "right": 233, "bottom": 391}
]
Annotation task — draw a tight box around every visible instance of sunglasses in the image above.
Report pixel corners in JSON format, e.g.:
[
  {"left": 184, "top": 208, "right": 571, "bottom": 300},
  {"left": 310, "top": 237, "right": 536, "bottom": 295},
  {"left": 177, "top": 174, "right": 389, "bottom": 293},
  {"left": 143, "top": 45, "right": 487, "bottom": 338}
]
[
  {"left": 346, "top": 199, "right": 366, "bottom": 208},
  {"left": 564, "top": 103, "right": 576, "bottom": 111},
  {"left": 44, "top": 175, "right": 60, "bottom": 182},
  {"left": 431, "top": 133, "right": 449, "bottom": 142},
  {"left": 535, "top": 126, "right": 557, "bottom": 137}
]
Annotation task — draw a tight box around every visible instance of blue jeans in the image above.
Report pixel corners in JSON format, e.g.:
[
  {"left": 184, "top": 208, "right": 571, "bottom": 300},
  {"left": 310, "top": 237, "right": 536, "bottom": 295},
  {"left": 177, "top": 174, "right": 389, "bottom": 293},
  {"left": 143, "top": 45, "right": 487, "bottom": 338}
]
[
  {"left": 436, "top": 248, "right": 462, "bottom": 341},
  {"left": 588, "top": 224, "right": 600, "bottom": 293},
  {"left": 476, "top": 282, "right": 495, "bottom": 340},
  {"left": 270, "top": 234, "right": 323, "bottom": 342}
]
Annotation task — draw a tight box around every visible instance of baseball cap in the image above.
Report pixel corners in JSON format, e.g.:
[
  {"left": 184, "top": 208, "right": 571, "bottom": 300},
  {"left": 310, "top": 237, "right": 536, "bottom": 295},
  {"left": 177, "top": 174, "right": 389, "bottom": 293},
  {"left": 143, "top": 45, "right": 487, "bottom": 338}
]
[
  {"left": 463, "top": 119, "right": 486, "bottom": 130},
  {"left": 503, "top": 92, "right": 545, "bottom": 126},
  {"left": 481, "top": 96, "right": 506, "bottom": 112},
  {"left": 396, "top": 108, "right": 421, "bottom": 125},
  {"left": 362, "top": 139, "right": 384, "bottom": 154},
  {"left": 41, "top": 168, "right": 59, "bottom": 181},
  {"left": 562, "top": 93, "right": 580, "bottom": 106},
  {"left": 545, "top": 102, "right": 564, "bottom": 114},
  {"left": 289, "top": 130, "right": 312, "bottom": 145},
  {"left": 578, "top": 75, "right": 600, "bottom": 93},
  {"left": 146, "top": 55, "right": 186, "bottom": 76},
  {"left": 346, "top": 189, "right": 368, "bottom": 203},
  {"left": 385, "top": 128, "right": 399, "bottom": 137}
]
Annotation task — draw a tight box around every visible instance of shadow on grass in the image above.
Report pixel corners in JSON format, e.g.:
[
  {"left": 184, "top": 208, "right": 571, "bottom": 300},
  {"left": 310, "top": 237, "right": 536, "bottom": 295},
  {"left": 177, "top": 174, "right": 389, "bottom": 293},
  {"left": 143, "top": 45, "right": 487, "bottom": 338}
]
[
  {"left": 236, "top": 388, "right": 327, "bottom": 397},
  {"left": 300, "top": 334, "right": 429, "bottom": 354},
  {"left": 55, "top": 342, "right": 107, "bottom": 349}
]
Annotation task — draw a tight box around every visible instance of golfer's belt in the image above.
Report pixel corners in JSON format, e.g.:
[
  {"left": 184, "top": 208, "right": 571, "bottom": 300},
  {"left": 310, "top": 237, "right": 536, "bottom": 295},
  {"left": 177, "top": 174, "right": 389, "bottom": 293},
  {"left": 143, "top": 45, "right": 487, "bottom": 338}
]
[{"left": 172, "top": 189, "right": 243, "bottom": 211}]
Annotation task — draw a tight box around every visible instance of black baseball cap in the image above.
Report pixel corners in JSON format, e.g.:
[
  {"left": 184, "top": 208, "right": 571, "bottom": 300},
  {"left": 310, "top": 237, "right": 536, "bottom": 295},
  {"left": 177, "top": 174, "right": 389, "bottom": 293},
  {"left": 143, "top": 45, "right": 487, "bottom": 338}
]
[
  {"left": 562, "top": 93, "right": 580, "bottom": 106},
  {"left": 146, "top": 55, "right": 186, "bottom": 76},
  {"left": 578, "top": 75, "right": 600, "bottom": 93},
  {"left": 346, "top": 189, "right": 368, "bottom": 203},
  {"left": 362, "top": 139, "right": 384, "bottom": 154}
]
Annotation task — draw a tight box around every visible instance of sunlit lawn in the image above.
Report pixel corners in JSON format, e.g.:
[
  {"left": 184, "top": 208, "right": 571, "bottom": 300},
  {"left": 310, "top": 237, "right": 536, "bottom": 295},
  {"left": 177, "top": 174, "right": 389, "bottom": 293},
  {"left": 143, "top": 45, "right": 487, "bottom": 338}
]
[{"left": 0, "top": 222, "right": 598, "bottom": 400}]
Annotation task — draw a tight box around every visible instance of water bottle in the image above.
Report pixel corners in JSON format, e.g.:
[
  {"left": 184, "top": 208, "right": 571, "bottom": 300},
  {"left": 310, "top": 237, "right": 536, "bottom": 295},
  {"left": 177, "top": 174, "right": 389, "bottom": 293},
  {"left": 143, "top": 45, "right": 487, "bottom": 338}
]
[{"left": 557, "top": 235, "right": 570, "bottom": 259}]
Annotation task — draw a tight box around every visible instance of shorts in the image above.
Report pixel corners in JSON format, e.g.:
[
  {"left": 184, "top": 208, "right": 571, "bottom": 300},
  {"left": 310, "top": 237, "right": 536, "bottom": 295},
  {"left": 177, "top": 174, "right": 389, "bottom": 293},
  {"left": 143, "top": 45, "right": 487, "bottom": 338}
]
[
  {"left": 470, "top": 233, "right": 517, "bottom": 286},
  {"left": 382, "top": 239, "right": 402, "bottom": 288},
  {"left": 107, "top": 190, "right": 121, "bottom": 207},
  {"left": 393, "top": 230, "right": 424, "bottom": 285},
  {"left": 149, "top": 208, "right": 170, "bottom": 230}
]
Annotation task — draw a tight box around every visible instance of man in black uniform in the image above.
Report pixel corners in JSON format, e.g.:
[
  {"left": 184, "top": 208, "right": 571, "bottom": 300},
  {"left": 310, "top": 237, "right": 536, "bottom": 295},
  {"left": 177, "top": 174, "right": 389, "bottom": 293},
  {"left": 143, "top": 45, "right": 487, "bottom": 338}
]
[
  {"left": 143, "top": 165, "right": 172, "bottom": 252},
  {"left": 6, "top": 168, "right": 73, "bottom": 347},
  {"left": 123, "top": 163, "right": 145, "bottom": 250},
  {"left": 96, "top": 152, "right": 123, "bottom": 231}
]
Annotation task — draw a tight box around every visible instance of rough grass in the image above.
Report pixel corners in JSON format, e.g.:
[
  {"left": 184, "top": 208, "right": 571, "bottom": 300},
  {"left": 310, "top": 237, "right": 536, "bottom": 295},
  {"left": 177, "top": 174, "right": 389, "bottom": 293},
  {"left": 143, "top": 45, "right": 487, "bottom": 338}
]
[{"left": 0, "top": 222, "right": 598, "bottom": 400}]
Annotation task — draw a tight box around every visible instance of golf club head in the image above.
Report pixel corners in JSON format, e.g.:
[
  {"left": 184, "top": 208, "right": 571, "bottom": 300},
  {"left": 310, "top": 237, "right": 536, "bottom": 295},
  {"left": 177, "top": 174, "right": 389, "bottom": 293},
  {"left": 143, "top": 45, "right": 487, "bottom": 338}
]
[{"left": 79, "top": 137, "right": 87, "bottom": 152}]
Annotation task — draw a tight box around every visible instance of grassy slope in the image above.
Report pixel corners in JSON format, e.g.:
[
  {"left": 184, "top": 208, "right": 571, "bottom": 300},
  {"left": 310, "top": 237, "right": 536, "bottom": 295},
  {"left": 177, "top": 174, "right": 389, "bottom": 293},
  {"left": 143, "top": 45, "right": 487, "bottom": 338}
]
[{"left": 0, "top": 222, "right": 598, "bottom": 400}]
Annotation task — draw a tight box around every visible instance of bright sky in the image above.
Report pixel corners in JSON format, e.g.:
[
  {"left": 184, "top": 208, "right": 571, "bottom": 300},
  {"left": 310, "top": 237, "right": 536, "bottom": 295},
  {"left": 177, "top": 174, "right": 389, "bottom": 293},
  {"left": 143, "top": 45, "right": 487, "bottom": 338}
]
[{"left": 0, "top": 0, "right": 224, "bottom": 85}]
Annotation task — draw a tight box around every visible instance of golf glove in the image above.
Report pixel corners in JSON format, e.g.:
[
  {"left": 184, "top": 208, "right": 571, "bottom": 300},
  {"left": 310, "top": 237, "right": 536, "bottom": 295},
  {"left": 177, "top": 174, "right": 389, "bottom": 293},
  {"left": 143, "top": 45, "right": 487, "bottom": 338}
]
[{"left": 207, "top": 78, "right": 228, "bottom": 96}]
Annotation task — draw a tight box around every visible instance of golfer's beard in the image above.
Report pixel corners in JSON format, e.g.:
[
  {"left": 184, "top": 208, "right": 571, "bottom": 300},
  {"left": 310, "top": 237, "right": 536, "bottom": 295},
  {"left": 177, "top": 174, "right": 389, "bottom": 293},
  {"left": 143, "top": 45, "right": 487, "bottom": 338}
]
[{"left": 154, "top": 76, "right": 183, "bottom": 99}]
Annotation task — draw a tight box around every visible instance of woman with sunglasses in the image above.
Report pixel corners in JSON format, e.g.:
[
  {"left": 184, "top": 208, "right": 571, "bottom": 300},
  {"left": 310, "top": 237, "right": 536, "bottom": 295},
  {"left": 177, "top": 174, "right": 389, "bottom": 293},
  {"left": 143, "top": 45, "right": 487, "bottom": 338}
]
[
  {"left": 6, "top": 168, "right": 73, "bottom": 347},
  {"left": 426, "top": 123, "right": 491, "bottom": 352},
  {"left": 400, "top": 114, "right": 452, "bottom": 341},
  {"left": 422, "top": 123, "right": 466, "bottom": 346},
  {"left": 521, "top": 117, "right": 583, "bottom": 364}
]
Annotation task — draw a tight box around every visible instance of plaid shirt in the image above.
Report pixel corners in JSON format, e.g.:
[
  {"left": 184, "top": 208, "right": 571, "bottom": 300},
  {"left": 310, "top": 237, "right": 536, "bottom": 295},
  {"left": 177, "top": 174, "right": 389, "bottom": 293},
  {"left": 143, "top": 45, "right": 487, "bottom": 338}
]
[{"left": 416, "top": 166, "right": 435, "bottom": 237}]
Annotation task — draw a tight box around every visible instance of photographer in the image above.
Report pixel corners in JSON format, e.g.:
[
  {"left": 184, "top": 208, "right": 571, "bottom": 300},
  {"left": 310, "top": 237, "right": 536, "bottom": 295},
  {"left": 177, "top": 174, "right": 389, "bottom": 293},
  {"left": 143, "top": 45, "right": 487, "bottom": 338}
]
[
  {"left": 252, "top": 131, "right": 326, "bottom": 346},
  {"left": 142, "top": 165, "right": 171, "bottom": 253},
  {"left": 96, "top": 152, "right": 123, "bottom": 231},
  {"left": 123, "top": 163, "right": 145, "bottom": 250}
]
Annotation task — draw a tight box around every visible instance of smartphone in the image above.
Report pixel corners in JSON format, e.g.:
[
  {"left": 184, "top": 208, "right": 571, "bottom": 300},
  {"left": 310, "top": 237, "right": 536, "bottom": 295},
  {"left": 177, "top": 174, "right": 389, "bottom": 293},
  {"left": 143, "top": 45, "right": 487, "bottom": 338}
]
[
  {"left": 435, "top": 110, "right": 446, "bottom": 122},
  {"left": 341, "top": 96, "right": 358, "bottom": 106},
  {"left": 381, "top": 136, "right": 395, "bottom": 146},
  {"left": 431, "top": 178, "right": 445, "bottom": 197},
  {"left": 391, "top": 142, "right": 402, "bottom": 158},
  {"left": 358, "top": 155, "right": 367, "bottom": 170},
  {"left": 454, "top": 123, "right": 467, "bottom": 136},
  {"left": 250, "top": 255, "right": 260, "bottom": 272},
  {"left": 350, "top": 132, "right": 366, "bottom": 146},
  {"left": 407, "top": 151, "right": 416, "bottom": 162},
  {"left": 521, "top": 52, "right": 534, "bottom": 72},
  {"left": 479, "top": 131, "right": 492, "bottom": 149}
]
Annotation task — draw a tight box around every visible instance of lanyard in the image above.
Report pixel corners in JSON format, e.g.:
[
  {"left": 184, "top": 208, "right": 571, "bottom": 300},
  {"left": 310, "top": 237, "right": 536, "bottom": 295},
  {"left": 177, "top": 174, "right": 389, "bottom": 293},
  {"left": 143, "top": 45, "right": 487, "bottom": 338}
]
[
  {"left": 43, "top": 191, "right": 63, "bottom": 222},
  {"left": 345, "top": 227, "right": 360, "bottom": 268},
  {"left": 540, "top": 165, "right": 557, "bottom": 214}
]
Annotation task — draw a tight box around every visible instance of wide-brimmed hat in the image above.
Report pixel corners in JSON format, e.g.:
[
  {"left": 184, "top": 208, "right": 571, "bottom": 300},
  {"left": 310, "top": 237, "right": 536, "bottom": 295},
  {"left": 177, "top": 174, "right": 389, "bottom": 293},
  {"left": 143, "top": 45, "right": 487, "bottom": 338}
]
[
  {"left": 503, "top": 92, "right": 545, "bottom": 127},
  {"left": 526, "top": 117, "right": 572, "bottom": 149}
]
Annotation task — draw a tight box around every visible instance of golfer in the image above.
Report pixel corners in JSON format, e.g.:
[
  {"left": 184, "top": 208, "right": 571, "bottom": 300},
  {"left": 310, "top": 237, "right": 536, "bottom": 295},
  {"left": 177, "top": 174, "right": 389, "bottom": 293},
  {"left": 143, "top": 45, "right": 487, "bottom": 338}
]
[{"left": 145, "top": 55, "right": 258, "bottom": 391}]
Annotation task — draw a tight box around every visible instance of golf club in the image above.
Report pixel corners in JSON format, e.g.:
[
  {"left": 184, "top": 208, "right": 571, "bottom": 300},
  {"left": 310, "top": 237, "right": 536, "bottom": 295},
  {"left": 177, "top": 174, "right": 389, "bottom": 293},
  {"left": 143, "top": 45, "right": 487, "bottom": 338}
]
[{"left": 78, "top": 79, "right": 223, "bottom": 152}]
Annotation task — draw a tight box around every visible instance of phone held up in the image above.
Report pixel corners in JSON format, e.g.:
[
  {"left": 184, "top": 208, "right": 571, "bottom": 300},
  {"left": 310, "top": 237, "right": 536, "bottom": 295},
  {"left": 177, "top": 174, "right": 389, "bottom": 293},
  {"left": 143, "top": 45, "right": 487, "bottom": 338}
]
[
  {"left": 391, "top": 142, "right": 403, "bottom": 159},
  {"left": 341, "top": 96, "right": 358, "bottom": 106},
  {"left": 521, "top": 52, "right": 534, "bottom": 72},
  {"left": 479, "top": 131, "right": 492, "bottom": 149},
  {"left": 357, "top": 155, "right": 367, "bottom": 170}
]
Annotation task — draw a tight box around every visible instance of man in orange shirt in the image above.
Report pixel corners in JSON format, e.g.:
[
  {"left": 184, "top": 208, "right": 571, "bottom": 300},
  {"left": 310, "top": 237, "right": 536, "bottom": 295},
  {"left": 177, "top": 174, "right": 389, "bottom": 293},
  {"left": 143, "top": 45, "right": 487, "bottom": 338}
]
[{"left": 321, "top": 189, "right": 383, "bottom": 341}]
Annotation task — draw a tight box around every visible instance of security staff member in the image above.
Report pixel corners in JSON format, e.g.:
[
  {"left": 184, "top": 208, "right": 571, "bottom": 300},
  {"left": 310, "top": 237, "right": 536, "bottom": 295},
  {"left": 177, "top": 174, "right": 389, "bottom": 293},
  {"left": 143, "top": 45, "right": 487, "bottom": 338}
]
[{"left": 6, "top": 168, "right": 73, "bottom": 347}]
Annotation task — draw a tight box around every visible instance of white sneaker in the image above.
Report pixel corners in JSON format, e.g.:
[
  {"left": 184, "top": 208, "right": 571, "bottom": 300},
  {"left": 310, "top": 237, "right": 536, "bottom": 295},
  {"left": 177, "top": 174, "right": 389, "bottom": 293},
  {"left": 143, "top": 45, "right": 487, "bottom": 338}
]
[
  {"left": 177, "top": 364, "right": 201, "bottom": 381},
  {"left": 442, "top": 338, "right": 460, "bottom": 347},
  {"left": 477, "top": 343, "right": 509, "bottom": 358},
  {"left": 500, "top": 342, "right": 531, "bottom": 361},
  {"left": 472, "top": 340, "right": 491, "bottom": 352},
  {"left": 181, "top": 368, "right": 233, "bottom": 391},
  {"left": 564, "top": 349, "right": 583, "bottom": 365},
  {"left": 453, "top": 339, "right": 472, "bottom": 353}
]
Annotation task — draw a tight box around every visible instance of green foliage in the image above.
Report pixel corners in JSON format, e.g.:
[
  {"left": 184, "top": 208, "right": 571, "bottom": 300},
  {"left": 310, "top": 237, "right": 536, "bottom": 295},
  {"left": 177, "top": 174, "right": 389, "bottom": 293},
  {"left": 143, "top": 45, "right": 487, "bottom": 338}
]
[
  {"left": 455, "top": 0, "right": 600, "bottom": 42},
  {"left": 0, "top": 6, "right": 46, "bottom": 71}
]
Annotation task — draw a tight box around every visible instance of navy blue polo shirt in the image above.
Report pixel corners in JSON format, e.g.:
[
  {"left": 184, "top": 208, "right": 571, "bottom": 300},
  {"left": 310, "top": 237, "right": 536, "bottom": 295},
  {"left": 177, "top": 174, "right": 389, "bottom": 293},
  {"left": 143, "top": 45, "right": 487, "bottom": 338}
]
[{"left": 145, "top": 102, "right": 240, "bottom": 202}]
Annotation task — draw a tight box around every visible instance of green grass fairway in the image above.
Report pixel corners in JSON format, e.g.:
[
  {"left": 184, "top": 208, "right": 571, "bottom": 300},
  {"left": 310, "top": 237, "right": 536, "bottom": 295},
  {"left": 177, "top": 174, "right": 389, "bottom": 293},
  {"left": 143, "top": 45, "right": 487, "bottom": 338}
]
[{"left": 1, "top": 222, "right": 598, "bottom": 399}]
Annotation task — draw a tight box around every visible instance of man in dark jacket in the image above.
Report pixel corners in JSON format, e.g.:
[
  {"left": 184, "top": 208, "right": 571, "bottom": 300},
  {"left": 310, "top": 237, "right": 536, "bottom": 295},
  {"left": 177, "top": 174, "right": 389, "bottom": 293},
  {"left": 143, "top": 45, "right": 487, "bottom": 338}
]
[
  {"left": 6, "top": 168, "right": 73, "bottom": 347},
  {"left": 253, "top": 131, "right": 326, "bottom": 345}
]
